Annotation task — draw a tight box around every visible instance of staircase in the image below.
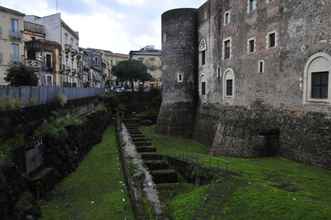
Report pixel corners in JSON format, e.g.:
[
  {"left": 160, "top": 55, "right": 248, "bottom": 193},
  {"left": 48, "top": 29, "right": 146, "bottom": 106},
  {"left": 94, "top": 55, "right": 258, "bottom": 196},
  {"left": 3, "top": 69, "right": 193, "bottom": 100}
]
[{"left": 123, "top": 119, "right": 178, "bottom": 184}]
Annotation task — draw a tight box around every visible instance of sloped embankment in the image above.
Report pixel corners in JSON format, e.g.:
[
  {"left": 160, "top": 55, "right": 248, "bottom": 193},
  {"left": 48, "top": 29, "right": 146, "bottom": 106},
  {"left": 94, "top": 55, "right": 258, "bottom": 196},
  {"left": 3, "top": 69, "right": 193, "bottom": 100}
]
[{"left": 40, "top": 127, "right": 134, "bottom": 220}]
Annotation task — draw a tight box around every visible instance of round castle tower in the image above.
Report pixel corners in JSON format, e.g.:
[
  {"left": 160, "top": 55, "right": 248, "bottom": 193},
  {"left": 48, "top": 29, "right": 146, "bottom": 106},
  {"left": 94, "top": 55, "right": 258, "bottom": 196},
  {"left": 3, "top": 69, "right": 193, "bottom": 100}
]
[{"left": 157, "top": 8, "right": 198, "bottom": 137}]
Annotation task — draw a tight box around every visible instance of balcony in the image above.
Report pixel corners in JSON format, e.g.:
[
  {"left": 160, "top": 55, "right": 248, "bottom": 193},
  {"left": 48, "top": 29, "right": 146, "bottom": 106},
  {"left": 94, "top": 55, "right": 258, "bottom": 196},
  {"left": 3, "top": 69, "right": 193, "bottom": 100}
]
[
  {"left": 26, "top": 59, "right": 53, "bottom": 72},
  {"left": 24, "top": 21, "right": 45, "bottom": 35},
  {"left": 9, "top": 31, "right": 22, "bottom": 41},
  {"left": 25, "top": 59, "right": 42, "bottom": 70}
]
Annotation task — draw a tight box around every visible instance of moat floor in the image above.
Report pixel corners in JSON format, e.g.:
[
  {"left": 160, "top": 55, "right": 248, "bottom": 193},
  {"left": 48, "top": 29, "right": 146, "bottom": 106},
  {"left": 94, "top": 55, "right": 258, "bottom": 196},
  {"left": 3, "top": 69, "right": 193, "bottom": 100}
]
[
  {"left": 39, "top": 127, "right": 134, "bottom": 220},
  {"left": 143, "top": 126, "right": 331, "bottom": 220}
]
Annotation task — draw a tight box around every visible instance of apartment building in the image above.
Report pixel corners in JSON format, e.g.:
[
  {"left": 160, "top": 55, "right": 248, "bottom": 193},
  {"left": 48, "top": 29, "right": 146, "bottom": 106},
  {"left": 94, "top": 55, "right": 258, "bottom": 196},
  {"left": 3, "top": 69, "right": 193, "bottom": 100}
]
[
  {"left": 0, "top": 6, "right": 25, "bottom": 85},
  {"left": 25, "top": 13, "right": 79, "bottom": 87},
  {"left": 23, "top": 20, "right": 61, "bottom": 87},
  {"left": 130, "top": 45, "right": 162, "bottom": 89}
]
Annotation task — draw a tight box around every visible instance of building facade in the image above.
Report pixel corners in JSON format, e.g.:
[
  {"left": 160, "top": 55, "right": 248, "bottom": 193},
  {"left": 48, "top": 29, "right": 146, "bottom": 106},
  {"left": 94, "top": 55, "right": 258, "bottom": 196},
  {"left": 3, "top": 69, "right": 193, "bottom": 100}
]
[
  {"left": 23, "top": 20, "right": 61, "bottom": 87},
  {"left": 102, "top": 51, "right": 129, "bottom": 84},
  {"left": 0, "top": 6, "right": 25, "bottom": 85},
  {"left": 130, "top": 45, "right": 162, "bottom": 89},
  {"left": 25, "top": 13, "right": 79, "bottom": 87},
  {"left": 158, "top": 0, "right": 331, "bottom": 169},
  {"left": 84, "top": 48, "right": 104, "bottom": 88}
]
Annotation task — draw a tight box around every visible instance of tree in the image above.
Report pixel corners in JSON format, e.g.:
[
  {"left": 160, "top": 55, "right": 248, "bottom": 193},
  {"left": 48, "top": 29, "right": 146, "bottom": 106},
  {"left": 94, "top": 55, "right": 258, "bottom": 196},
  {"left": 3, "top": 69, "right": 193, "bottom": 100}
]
[
  {"left": 5, "top": 64, "right": 39, "bottom": 87},
  {"left": 112, "top": 60, "right": 152, "bottom": 93}
]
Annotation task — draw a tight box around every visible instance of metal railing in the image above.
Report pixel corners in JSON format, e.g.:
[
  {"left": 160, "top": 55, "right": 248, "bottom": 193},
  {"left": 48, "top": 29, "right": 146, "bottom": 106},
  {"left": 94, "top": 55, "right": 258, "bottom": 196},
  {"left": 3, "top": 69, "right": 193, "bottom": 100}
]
[{"left": 0, "top": 86, "right": 105, "bottom": 106}]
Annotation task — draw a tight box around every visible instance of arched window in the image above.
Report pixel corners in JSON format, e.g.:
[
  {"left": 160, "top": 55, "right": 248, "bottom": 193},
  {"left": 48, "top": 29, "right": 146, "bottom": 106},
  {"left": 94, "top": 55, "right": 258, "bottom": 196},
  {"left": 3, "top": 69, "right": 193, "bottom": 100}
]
[
  {"left": 223, "top": 68, "right": 235, "bottom": 99},
  {"left": 199, "top": 39, "right": 207, "bottom": 66},
  {"left": 304, "top": 53, "right": 331, "bottom": 103}
]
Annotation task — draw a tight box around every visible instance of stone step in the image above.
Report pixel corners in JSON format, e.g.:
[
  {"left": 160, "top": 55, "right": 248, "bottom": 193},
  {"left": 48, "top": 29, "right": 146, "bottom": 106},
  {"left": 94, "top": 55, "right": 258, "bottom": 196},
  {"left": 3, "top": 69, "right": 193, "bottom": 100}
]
[
  {"left": 129, "top": 131, "right": 143, "bottom": 135},
  {"left": 150, "top": 169, "right": 178, "bottom": 184},
  {"left": 132, "top": 137, "right": 151, "bottom": 142},
  {"left": 130, "top": 134, "right": 146, "bottom": 138},
  {"left": 124, "top": 122, "right": 139, "bottom": 126},
  {"left": 136, "top": 146, "right": 157, "bottom": 153},
  {"left": 123, "top": 119, "right": 139, "bottom": 123},
  {"left": 127, "top": 129, "right": 141, "bottom": 133},
  {"left": 140, "top": 153, "right": 163, "bottom": 161},
  {"left": 144, "top": 160, "right": 170, "bottom": 170},
  {"left": 134, "top": 141, "right": 152, "bottom": 147},
  {"left": 126, "top": 126, "right": 139, "bottom": 129},
  {"left": 127, "top": 127, "right": 140, "bottom": 130}
]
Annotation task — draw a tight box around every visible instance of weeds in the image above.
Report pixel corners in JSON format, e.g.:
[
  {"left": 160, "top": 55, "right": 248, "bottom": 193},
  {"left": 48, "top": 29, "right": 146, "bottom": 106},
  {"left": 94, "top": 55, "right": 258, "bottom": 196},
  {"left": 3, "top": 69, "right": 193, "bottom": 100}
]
[
  {"left": 34, "top": 113, "right": 82, "bottom": 138},
  {"left": 0, "top": 98, "right": 22, "bottom": 111}
]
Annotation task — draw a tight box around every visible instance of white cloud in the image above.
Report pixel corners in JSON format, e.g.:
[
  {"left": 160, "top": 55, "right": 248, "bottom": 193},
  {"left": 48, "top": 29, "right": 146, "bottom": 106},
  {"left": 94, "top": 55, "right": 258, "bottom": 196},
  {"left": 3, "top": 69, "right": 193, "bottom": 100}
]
[
  {"left": 115, "top": 0, "right": 146, "bottom": 6},
  {"left": 0, "top": 0, "right": 206, "bottom": 54}
]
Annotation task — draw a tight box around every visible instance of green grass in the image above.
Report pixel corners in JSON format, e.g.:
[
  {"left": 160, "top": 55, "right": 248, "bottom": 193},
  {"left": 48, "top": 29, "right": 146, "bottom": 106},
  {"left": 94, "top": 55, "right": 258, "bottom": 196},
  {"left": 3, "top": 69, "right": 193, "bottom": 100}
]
[
  {"left": 143, "top": 126, "right": 208, "bottom": 155},
  {"left": 143, "top": 126, "right": 331, "bottom": 220},
  {"left": 40, "top": 127, "right": 134, "bottom": 220}
]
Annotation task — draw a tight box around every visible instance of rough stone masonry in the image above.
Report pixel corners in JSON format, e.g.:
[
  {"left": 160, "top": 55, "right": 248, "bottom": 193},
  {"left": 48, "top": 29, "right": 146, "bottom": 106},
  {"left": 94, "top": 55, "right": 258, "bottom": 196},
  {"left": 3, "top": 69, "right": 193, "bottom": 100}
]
[{"left": 157, "top": 0, "right": 331, "bottom": 169}]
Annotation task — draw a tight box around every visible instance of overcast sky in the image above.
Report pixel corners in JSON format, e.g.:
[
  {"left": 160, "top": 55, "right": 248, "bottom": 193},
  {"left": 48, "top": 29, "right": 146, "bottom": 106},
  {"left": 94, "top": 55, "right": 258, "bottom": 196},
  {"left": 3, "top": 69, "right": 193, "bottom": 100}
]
[{"left": 0, "top": 0, "right": 205, "bottom": 54}]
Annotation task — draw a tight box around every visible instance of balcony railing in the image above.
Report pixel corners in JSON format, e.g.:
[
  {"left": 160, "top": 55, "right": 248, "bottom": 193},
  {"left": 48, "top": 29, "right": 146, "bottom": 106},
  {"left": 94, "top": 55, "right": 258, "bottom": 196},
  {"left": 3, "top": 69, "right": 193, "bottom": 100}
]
[
  {"left": 25, "top": 59, "right": 42, "bottom": 69},
  {"left": 25, "top": 59, "right": 53, "bottom": 73},
  {"left": 24, "top": 21, "right": 45, "bottom": 35}
]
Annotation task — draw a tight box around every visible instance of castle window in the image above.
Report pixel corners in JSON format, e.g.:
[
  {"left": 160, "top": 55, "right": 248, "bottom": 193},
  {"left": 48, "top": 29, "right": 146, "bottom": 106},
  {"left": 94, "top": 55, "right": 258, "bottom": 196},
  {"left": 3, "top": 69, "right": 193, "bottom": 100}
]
[
  {"left": 304, "top": 52, "right": 331, "bottom": 104},
  {"left": 201, "top": 81, "right": 206, "bottom": 95},
  {"left": 223, "top": 68, "right": 235, "bottom": 99},
  {"left": 201, "top": 50, "right": 206, "bottom": 65},
  {"left": 217, "top": 66, "right": 221, "bottom": 79},
  {"left": 247, "top": 37, "right": 256, "bottom": 54},
  {"left": 177, "top": 72, "right": 184, "bottom": 83},
  {"left": 224, "top": 10, "right": 231, "bottom": 25},
  {"left": 247, "top": 0, "right": 257, "bottom": 13},
  {"left": 199, "top": 39, "right": 207, "bottom": 66},
  {"left": 311, "top": 72, "right": 329, "bottom": 99},
  {"left": 226, "top": 79, "right": 233, "bottom": 96},
  {"left": 258, "top": 60, "right": 265, "bottom": 73},
  {"left": 223, "top": 37, "right": 232, "bottom": 60},
  {"left": 267, "top": 31, "right": 277, "bottom": 49}
]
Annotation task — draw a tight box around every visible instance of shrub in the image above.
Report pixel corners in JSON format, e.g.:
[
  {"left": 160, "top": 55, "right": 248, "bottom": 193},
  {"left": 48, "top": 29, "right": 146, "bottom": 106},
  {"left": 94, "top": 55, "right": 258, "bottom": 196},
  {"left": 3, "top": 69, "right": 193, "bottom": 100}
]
[
  {"left": 95, "top": 103, "right": 108, "bottom": 112},
  {"left": 34, "top": 114, "right": 82, "bottom": 139},
  {"left": 5, "top": 64, "right": 38, "bottom": 87},
  {"left": 54, "top": 93, "right": 67, "bottom": 107},
  {"left": 0, "top": 134, "right": 25, "bottom": 161},
  {"left": 0, "top": 98, "right": 22, "bottom": 111}
]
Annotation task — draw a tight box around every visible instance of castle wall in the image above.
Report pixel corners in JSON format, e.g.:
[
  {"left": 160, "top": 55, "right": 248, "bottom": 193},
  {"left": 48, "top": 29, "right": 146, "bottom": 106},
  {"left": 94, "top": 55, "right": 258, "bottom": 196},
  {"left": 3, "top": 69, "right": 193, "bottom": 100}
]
[
  {"left": 157, "top": 9, "right": 199, "bottom": 137},
  {"left": 159, "top": 0, "right": 331, "bottom": 168}
]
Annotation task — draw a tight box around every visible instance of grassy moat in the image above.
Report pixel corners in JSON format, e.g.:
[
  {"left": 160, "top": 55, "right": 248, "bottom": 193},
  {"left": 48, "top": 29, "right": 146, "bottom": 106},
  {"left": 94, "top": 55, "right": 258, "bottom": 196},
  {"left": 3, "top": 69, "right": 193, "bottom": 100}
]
[
  {"left": 39, "top": 127, "right": 134, "bottom": 220},
  {"left": 143, "top": 126, "right": 331, "bottom": 220},
  {"left": 37, "top": 125, "right": 331, "bottom": 220}
]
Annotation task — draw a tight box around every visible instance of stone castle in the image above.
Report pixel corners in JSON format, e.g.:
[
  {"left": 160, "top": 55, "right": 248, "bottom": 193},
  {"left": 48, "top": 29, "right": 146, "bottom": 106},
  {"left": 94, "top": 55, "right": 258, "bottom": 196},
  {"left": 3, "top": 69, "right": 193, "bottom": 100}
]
[{"left": 157, "top": 0, "right": 331, "bottom": 169}]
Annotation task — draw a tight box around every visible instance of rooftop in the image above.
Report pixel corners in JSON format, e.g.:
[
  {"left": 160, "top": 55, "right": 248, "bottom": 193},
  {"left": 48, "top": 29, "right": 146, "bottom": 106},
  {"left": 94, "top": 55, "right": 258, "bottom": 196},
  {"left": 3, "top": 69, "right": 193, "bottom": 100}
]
[{"left": 0, "top": 5, "right": 25, "bottom": 17}]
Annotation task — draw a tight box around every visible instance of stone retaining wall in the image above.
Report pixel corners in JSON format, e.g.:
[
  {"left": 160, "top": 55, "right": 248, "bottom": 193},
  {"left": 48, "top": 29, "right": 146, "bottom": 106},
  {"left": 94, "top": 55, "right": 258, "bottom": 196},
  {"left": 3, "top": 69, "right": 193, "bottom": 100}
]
[
  {"left": 0, "top": 110, "right": 111, "bottom": 220},
  {"left": 205, "top": 103, "right": 331, "bottom": 169}
]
